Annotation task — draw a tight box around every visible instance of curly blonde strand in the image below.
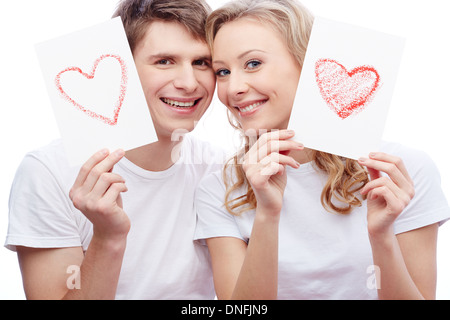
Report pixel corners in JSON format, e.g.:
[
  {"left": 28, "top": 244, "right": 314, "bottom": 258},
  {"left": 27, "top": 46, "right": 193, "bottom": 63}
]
[{"left": 223, "top": 147, "right": 368, "bottom": 216}]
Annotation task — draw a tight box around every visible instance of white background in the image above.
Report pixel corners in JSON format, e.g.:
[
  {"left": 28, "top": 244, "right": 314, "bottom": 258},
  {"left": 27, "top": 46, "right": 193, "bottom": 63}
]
[{"left": 1, "top": 0, "right": 449, "bottom": 299}]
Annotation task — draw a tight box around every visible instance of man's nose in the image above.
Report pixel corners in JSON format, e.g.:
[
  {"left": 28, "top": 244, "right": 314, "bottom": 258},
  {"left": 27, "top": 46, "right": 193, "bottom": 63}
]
[{"left": 173, "top": 65, "right": 199, "bottom": 93}]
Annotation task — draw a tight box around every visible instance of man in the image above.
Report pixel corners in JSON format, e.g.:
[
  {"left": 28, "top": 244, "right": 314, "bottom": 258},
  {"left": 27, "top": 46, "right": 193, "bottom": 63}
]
[{"left": 5, "top": 0, "right": 224, "bottom": 299}]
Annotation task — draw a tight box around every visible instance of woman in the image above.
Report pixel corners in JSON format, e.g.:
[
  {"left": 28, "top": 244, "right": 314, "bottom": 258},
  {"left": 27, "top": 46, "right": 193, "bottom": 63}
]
[{"left": 194, "top": 0, "right": 450, "bottom": 299}]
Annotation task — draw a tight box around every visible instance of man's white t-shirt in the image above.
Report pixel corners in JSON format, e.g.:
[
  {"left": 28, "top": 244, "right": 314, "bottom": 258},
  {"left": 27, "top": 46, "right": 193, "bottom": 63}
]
[
  {"left": 194, "top": 142, "right": 450, "bottom": 299},
  {"left": 6, "top": 134, "right": 226, "bottom": 299}
]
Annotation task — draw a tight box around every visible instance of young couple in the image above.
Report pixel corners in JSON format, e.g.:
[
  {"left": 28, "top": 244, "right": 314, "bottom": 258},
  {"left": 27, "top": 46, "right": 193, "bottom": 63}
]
[{"left": 6, "top": 0, "right": 450, "bottom": 300}]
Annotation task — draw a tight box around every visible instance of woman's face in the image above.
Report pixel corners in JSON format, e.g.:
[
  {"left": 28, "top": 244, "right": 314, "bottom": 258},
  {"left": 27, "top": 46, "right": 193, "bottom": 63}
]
[{"left": 212, "top": 18, "right": 302, "bottom": 133}]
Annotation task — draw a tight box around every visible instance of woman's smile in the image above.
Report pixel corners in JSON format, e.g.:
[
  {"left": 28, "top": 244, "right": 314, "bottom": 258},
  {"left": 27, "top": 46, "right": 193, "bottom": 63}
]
[{"left": 233, "top": 99, "right": 268, "bottom": 117}]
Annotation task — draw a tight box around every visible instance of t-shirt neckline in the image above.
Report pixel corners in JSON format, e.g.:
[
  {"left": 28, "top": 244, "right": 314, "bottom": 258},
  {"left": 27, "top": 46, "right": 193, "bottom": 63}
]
[{"left": 116, "top": 140, "right": 187, "bottom": 180}]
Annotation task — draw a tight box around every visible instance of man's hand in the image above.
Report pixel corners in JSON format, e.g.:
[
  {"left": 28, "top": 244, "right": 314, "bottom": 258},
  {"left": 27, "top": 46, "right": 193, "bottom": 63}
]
[{"left": 70, "top": 149, "right": 130, "bottom": 241}]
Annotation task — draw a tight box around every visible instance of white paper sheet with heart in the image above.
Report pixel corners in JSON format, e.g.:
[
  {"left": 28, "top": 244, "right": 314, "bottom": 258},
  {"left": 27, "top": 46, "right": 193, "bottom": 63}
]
[
  {"left": 289, "top": 17, "right": 405, "bottom": 160},
  {"left": 36, "top": 17, "right": 157, "bottom": 166}
]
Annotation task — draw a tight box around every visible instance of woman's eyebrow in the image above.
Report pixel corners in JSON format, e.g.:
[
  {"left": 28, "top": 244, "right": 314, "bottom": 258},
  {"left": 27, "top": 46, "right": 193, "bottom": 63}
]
[
  {"left": 237, "top": 49, "right": 267, "bottom": 59},
  {"left": 213, "top": 49, "right": 267, "bottom": 65}
]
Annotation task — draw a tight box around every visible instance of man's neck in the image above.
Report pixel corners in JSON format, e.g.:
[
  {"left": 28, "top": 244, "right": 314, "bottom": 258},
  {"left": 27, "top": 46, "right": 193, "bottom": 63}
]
[{"left": 124, "top": 135, "right": 184, "bottom": 172}]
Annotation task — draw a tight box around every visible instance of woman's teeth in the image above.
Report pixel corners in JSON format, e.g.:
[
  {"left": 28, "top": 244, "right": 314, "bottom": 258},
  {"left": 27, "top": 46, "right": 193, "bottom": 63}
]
[
  {"left": 239, "top": 101, "right": 265, "bottom": 113},
  {"left": 162, "top": 98, "right": 196, "bottom": 108}
]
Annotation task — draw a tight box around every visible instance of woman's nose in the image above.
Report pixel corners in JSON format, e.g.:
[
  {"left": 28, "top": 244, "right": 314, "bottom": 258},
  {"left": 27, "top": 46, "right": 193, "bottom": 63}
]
[{"left": 228, "top": 72, "right": 249, "bottom": 98}]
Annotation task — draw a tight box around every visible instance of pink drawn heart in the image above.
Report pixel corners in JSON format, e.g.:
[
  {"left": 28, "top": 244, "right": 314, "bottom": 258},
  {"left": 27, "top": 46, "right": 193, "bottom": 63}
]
[
  {"left": 315, "top": 58, "right": 381, "bottom": 119},
  {"left": 55, "top": 54, "right": 128, "bottom": 126}
]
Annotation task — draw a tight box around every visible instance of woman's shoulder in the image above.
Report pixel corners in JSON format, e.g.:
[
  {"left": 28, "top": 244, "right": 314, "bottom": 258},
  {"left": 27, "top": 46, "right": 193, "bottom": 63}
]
[
  {"left": 380, "top": 140, "right": 428, "bottom": 160},
  {"left": 380, "top": 141, "right": 450, "bottom": 233},
  {"left": 379, "top": 141, "right": 436, "bottom": 177}
]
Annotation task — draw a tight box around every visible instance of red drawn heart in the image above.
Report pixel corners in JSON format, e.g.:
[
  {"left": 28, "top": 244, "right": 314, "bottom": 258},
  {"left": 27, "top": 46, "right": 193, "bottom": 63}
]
[
  {"left": 315, "top": 58, "right": 380, "bottom": 119},
  {"left": 55, "top": 54, "right": 128, "bottom": 126}
]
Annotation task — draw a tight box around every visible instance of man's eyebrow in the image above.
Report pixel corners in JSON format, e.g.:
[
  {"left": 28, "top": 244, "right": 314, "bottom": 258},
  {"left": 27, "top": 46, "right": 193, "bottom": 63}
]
[
  {"left": 147, "top": 53, "right": 212, "bottom": 63},
  {"left": 196, "top": 55, "right": 212, "bottom": 61},
  {"left": 148, "top": 53, "right": 179, "bottom": 60},
  {"left": 213, "top": 49, "right": 267, "bottom": 65}
]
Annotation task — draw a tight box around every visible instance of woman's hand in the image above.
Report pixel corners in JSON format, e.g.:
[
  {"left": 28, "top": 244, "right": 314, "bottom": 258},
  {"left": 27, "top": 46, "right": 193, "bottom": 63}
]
[
  {"left": 69, "top": 149, "right": 130, "bottom": 242},
  {"left": 242, "top": 130, "right": 303, "bottom": 216},
  {"left": 359, "top": 152, "right": 415, "bottom": 238}
]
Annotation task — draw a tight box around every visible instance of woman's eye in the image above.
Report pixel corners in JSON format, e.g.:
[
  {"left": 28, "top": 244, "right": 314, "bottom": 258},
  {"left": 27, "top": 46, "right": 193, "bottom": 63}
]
[
  {"left": 246, "top": 60, "right": 262, "bottom": 70},
  {"left": 215, "top": 69, "right": 231, "bottom": 77}
]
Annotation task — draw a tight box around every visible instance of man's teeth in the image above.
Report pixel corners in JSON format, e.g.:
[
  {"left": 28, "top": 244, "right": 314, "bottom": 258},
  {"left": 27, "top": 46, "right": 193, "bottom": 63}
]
[
  {"left": 239, "top": 101, "right": 265, "bottom": 113},
  {"left": 163, "top": 98, "right": 196, "bottom": 108}
]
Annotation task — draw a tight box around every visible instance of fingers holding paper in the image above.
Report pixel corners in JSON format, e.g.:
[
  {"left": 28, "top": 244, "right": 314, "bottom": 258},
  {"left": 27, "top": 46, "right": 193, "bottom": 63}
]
[
  {"left": 243, "top": 130, "right": 303, "bottom": 215},
  {"left": 70, "top": 149, "right": 130, "bottom": 240},
  {"left": 358, "top": 152, "right": 415, "bottom": 236}
]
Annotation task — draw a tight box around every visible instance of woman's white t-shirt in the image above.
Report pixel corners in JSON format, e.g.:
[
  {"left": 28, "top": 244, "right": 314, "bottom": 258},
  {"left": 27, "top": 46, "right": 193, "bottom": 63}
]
[{"left": 194, "top": 142, "right": 450, "bottom": 299}]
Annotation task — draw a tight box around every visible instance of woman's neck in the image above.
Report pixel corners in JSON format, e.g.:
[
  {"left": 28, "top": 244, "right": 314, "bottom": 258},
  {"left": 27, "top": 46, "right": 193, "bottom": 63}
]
[{"left": 290, "top": 147, "right": 315, "bottom": 165}]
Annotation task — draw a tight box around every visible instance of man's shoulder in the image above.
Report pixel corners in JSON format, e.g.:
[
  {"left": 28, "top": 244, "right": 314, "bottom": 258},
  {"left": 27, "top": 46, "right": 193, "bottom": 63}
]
[
  {"left": 18, "top": 139, "right": 78, "bottom": 183},
  {"left": 25, "top": 139, "right": 66, "bottom": 161}
]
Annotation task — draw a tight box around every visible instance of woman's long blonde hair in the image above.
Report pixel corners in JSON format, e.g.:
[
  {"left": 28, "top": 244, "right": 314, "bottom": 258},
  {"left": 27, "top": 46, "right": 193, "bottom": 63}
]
[{"left": 207, "top": 0, "right": 369, "bottom": 215}]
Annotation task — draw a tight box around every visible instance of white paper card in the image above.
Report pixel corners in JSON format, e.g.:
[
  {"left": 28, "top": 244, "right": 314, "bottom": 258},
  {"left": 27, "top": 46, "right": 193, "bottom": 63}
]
[
  {"left": 36, "top": 17, "right": 157, "bottom": 166},
  {"left": 289, "top": 17, "right": 405, "bottom": 160}
]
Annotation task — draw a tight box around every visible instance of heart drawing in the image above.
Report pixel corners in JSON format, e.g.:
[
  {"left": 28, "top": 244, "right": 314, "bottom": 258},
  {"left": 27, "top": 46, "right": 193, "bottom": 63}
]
[
  {"left": 55, "top": 54, "right": 128, "bottom": 126},
  {"left": 315, "top": 58, "right": 381, "bottom": 119}
]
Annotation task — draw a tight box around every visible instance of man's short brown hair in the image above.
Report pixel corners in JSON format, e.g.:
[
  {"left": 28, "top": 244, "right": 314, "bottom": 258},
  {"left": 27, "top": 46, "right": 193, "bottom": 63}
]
[{"left": 113, "top": 0, "right": 212, "bottom": 53}]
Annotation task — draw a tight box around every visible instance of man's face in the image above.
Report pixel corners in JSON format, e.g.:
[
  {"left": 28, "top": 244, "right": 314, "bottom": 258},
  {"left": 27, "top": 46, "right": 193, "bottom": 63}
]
[{"left": 133, "top": 20, "right": 215, "bottom": 140}]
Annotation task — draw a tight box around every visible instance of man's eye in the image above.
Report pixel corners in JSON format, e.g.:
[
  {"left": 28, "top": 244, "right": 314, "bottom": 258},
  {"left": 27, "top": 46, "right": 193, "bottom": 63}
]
[
  {"left": 157, "top": 59, "right": 171, "bottom": 65},
  {"left": 193, "top": 59, "right": 210, "bottom": 67}
]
